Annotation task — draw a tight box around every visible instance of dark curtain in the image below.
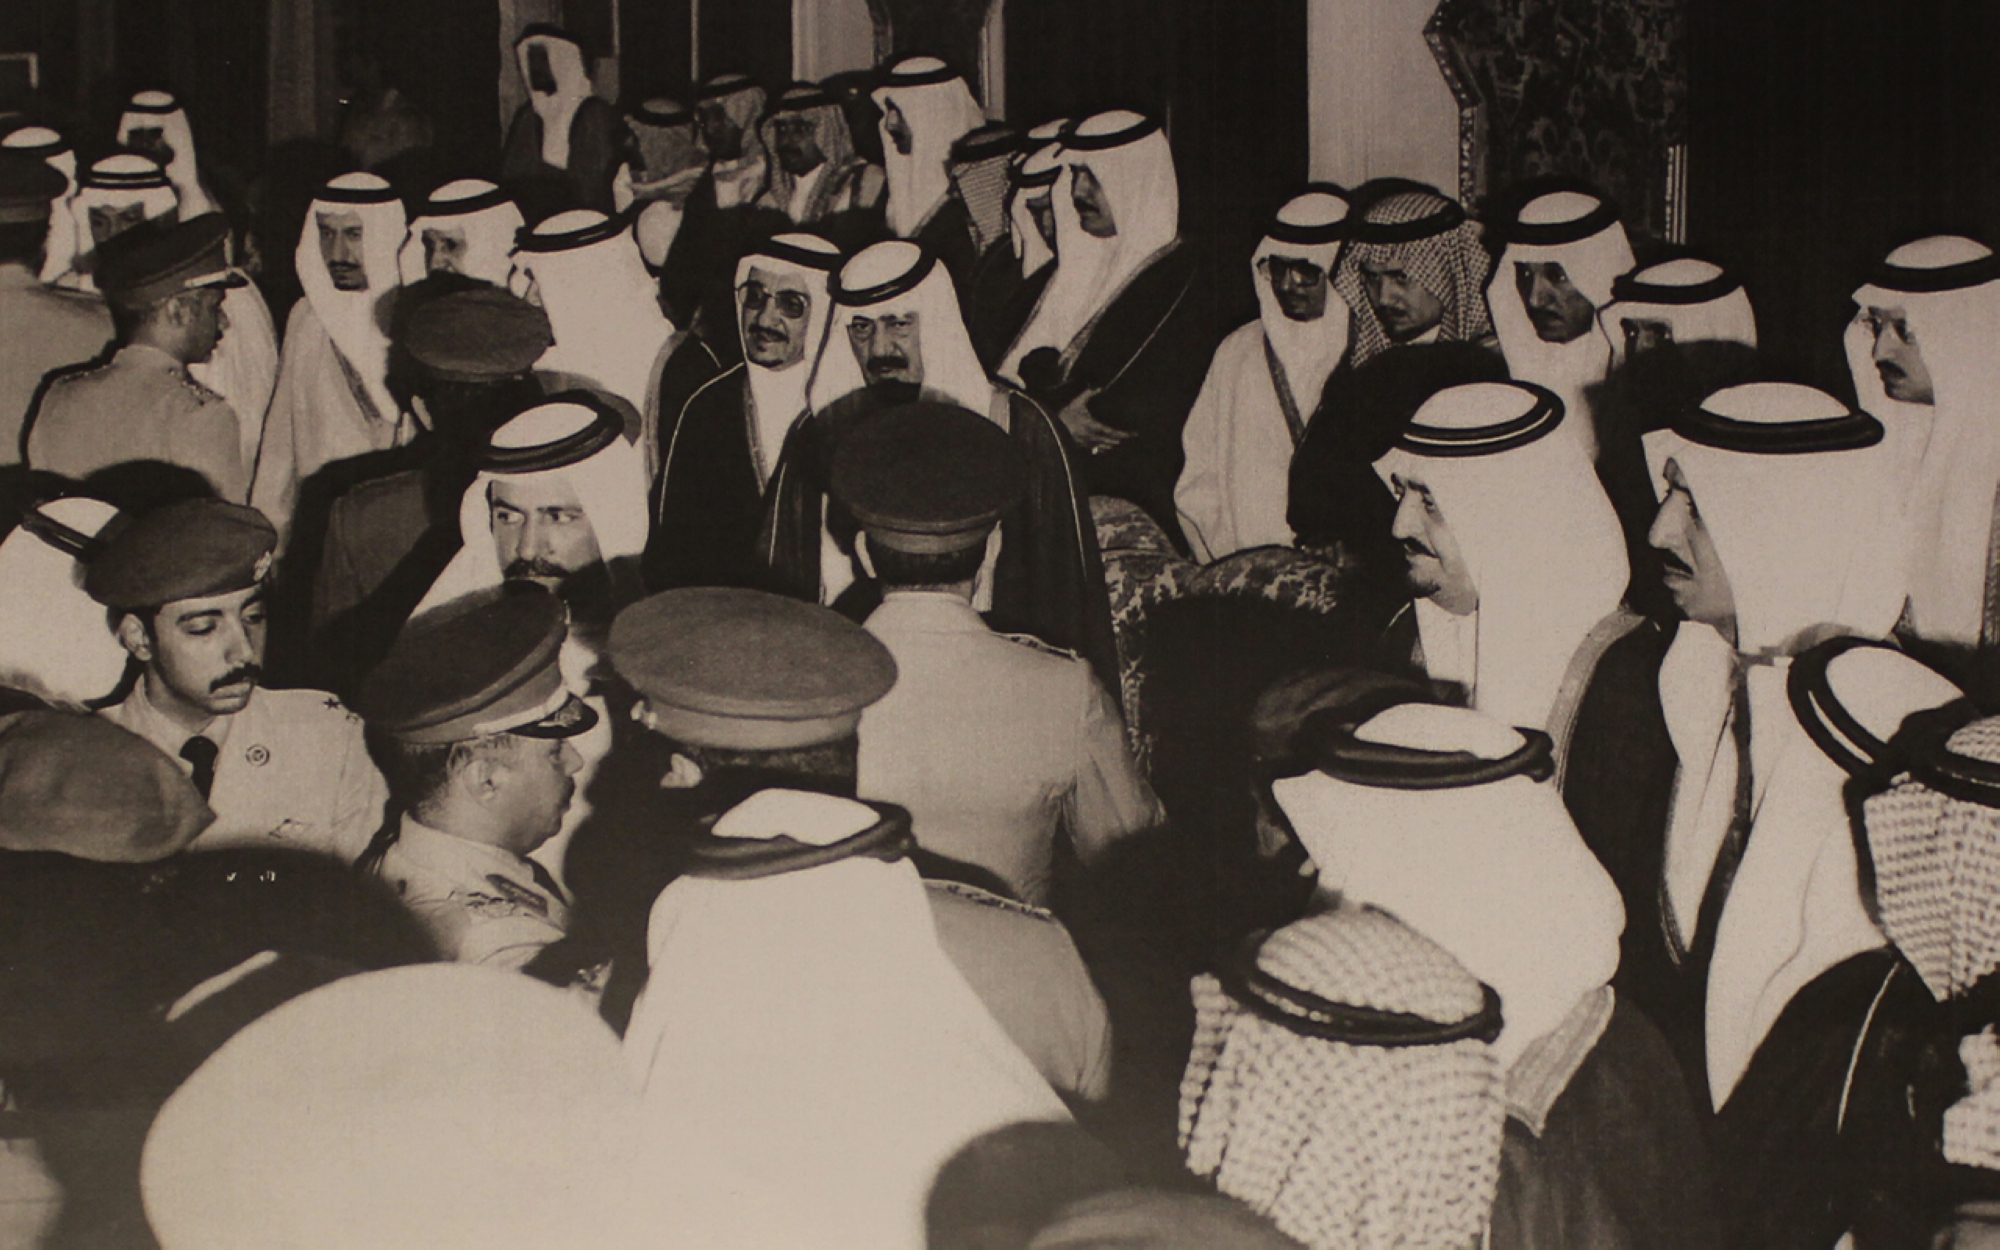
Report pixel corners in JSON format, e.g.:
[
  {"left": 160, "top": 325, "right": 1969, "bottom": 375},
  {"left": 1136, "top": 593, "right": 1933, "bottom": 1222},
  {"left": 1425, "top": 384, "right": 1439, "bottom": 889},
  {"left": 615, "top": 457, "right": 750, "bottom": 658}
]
[
  {"left": 1004, "top": 0, "right": 1308, "bottom": 328},
  {"left": 358, "top": 0, "right": 501, "bottom": 170},
  {"left": 1687, "top": 0, "right": 2000, "bottom": 394},
  {"left": 699, "top": 0, "right": 791, "bottom": 92},
  {"left": 619, "top": 0, "right": 694, "bottom": 104}
]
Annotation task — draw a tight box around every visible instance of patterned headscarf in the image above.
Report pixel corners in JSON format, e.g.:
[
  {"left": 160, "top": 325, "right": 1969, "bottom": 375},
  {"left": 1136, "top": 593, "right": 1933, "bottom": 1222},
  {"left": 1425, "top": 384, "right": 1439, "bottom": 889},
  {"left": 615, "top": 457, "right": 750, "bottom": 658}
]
[
  {"left": 1333, "top": 183, "right": 1494, "bottom": 370},
  {"left": 1181, "top": 902, "right": 1505, "bottom": 1250},
  {"left": 1864, "top": 715, "right": 2000, "bottom": 1004}
]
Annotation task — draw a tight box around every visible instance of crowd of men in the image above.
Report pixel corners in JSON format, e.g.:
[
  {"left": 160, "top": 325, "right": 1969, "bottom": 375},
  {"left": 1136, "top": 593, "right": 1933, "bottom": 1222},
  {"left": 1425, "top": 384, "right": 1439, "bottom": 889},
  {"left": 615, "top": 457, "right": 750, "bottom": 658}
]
[{"left": 3, "top": 25, "right": 2000, "bottom": 1250}]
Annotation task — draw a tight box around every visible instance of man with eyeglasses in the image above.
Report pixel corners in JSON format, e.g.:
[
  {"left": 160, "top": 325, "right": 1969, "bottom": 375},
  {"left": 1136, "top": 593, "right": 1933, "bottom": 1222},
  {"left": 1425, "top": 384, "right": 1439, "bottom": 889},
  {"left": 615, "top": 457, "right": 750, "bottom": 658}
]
[
  {"left": 1176, "top": 188, "right": 1351, "bottom": 561},
  {"left": 646, "top": 232, "right": 843, "bottom": 591}
]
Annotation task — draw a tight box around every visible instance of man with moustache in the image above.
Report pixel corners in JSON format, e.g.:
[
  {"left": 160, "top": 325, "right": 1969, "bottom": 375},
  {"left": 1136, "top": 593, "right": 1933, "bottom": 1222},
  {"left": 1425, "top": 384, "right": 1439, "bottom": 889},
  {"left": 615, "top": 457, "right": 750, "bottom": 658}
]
[
  {"left": 353, "top": 584, "right": 594, "bottom": 969},
  {"left": 647, "top": 232, "right": 841, "bottom": 590},
  {"left": 89, "top": 499, "right": 388, "bottom": 864},
  {"left": 755, "top": 82, "right": 884, "bottom": 231},
  {"left": 1331, "top": 179, "right": 1497, "bottom": 370}
]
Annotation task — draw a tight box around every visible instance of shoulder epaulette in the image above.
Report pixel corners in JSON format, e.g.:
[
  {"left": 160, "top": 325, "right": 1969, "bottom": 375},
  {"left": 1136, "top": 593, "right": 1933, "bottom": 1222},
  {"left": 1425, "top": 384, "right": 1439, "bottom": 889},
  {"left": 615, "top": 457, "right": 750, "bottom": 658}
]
[
  {"left": 926, "top": 877, "right": 1058, "bottom": 923},
  {"left": 998, "top": 631, "right": 1081, "bottom": 663}
]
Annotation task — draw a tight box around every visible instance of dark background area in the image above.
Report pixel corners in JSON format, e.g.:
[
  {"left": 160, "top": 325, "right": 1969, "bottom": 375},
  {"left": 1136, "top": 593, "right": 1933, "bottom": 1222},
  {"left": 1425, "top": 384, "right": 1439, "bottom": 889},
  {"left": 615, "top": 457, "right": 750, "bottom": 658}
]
[
  {"left": 3, "top": 0, "right": 1998, "bottom": 379},
  {"left": 1685, "top": 0, "right": 2000, "bottom": 397}
]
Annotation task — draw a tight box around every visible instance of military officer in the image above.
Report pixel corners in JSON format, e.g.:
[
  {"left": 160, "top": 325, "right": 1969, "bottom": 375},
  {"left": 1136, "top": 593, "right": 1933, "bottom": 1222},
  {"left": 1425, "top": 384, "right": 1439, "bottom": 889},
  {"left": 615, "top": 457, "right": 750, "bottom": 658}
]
[
  {"left": 0, "top": 144, "right": 112, "bottom": 462},
  {"left": 25, "top": 213, "right": 246, "bottom": 499},
  {"left": 837, "top": 401, "right": 1161, "bottom": 909},
  {"left": 352, "top": 583, "right": 594, "bottom": 970},
  {"left": 87, "top": 498, "right": 388, "bottom": 862}
]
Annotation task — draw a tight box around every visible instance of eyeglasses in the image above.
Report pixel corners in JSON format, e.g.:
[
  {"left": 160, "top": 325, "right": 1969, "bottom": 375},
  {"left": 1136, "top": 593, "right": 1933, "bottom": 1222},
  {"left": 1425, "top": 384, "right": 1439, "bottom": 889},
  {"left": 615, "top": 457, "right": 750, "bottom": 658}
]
[
  {"left": 1259, "top": 257, "right": 1327, "bottom": 288},
  {"left": 738, "top": 282, "right": 810, "bottom": 319}
]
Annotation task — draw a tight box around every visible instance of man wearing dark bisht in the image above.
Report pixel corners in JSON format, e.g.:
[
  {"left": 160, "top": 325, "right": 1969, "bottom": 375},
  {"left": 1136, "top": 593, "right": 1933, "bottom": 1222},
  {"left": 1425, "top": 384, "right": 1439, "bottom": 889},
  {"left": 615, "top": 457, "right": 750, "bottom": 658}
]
[
  {"left": 759, "top": 238, "right": 1119, "bottom": 694},
  {"left": 1001, "top": 111, "right": 1219, "bottom": 552},
  {"left": 646, "top": 232, "right": 841, "bottom": 591},
  {"left": 499, "top": 25, "right": 625, "bottom": 220}
]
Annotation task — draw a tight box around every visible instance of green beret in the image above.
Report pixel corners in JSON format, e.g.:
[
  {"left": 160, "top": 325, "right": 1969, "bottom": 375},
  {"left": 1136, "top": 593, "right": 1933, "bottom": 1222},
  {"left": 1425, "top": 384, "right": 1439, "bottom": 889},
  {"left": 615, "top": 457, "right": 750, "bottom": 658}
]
[
  {"left": 85, "top": 498, "right": 276, "bottom": 611},
  {"left": 357, "top": 584, "right": 596, "bottom": 746},
  {"left": 829, "top": 401, "right": 1026, "bottom": 554},
  {"left": 0, "top": 148, "right": 65, "bottom": 224},
  {"left": 400, "top": 284, "right": 554, "bottom": 382},
  {"left": 609, "top": 588, "right": 897, "bottom": 750},
  {"left": 96, "top": 213, "right": 247, "bottom": 310}
]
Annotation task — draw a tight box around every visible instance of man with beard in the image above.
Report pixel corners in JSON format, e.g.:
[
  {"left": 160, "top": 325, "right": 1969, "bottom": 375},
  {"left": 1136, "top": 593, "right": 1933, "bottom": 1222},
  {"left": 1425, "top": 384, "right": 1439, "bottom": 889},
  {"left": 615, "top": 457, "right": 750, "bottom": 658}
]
[
  {"left": 646, "top": 232, "right": 840, "bottom": 591},
  {"left": 26, "top": 214, "right": 248, "bottom": 500},
  {"left": 0, "top": 148, "right": 110, "bottom": 461},
  {"left": 1373, "top": 379, "right": 1628, "bottom": 730},
  {"left": 756, "top": 81, "right": 885, "bottom": 232},
  {"left": 57, "top": 153, "right": 178, "bottom": 292},
  {"left": 499, "top": 25, "right": 624, "bottom": 220},
  {"left": 1486, "top": 182, "right": 1634, "bottom": 463},
  {"left": 1331, "top": 178, "right": 1496, "bottom": 369},
  {"left": 763, "top": 238, "right": 1119, "bottom": 694},
  {"left": 89, "top": 498, "right": 388, "bottom": 864},
  {"left": 1001, "top": 110, "right": 1219, "bottom": 550},
  {"left": 1176, "top": 186, "right": 1350, "bottom": 561},
  {"left": 872, "top": 56, "right": 989, "bottom": 290},
  {"left": 394, "top": 179, "right": 524, "bottom": 286},
  {"left": 353, "top": 584, "right": 594, "bottom": 968},
  {"left": 1842, "top": 236, "right": 2000, "bottom": 655},
  {"left": 115, "top": 90, "right": 222, "bottom": 221},
  {"left": 693, "top": 73, "right": 772, "bottom": 210},
  {"left": 306, "top": 283, "right": 553, "bottom": 698},
  {"left": 254, "top": 173, "right": 412, "bottom": 542}
]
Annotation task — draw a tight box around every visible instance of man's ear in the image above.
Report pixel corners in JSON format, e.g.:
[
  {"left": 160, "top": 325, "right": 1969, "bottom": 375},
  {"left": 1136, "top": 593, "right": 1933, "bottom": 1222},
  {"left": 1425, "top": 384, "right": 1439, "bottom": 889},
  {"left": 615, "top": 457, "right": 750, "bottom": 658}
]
[
  {"left": 855, "top": 534, "right": 878, "bottom": 581},
  {"left": 409, "top": 393, "right": 433, "bottom": 431},
  {"left": 660, "top": 752, "right": 705, "bottom": 790},
  {"left": 115, "top": 613, "right": 153, "bottom": 663},
  {"left": 459, "top": 748, "right": 511, "bottom": 804}
]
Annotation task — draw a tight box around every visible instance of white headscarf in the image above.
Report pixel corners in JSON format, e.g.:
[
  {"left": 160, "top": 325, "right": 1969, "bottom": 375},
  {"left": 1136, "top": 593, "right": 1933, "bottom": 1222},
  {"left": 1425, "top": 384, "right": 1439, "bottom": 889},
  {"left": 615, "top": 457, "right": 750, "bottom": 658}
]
[
  {"left": 513, "top": 209, "right": 675, "bottom": 418},
  {"left": 516, "top": 28, "right": 593, "bottom": 170},
  {"left": 65, "top": 153, "right": 178, "bottom": 287},
  {"left": 296, "top": 172, "right": 404, "bottom": 426},
  {"left": 624, "top": 788, "right": 1068, "bottom": 1250},
  {"left": 396, "top": 179, "right": 524, "bottom": 286},
  {"left": 1846, "top": 236, "right": 2000, "bottom": 646},
  {"left": 1488, "top": 190, "right": 1634, "bottom": 463},
  {"left": 1008, "top": 142, "right": 1063, "bottom": 277},
  {"left": 807, "top": 239, "right": 998, "bottom": 418},
  {"left": 1002, "top": 111, "right": 1180, "bottom": 380},
  {"left": 1641, "top": 382, "right": 1908, "bottom": 1106},
  {"left": 116, "top": 90, "right": 217, "bottom": 218},
  {"left": 1374, "top": 381, "right": 1629, "bottom": 732},
  {"left": 1599, "top": 256, "right": 1758, "bottom": 367},
  {"left": 1253, "top": 188, "right": 1353, "bottom": 409},
  {"left": 416, "top": 399, "right": 650, "bottom": 618},
  {"left": 142, "top": 965, "right": 652, "bottom": 1250},
  {"left": 1271, "top": 703, "right": 1626, "bottom": 1068},
  {"left": 0, "top": 499, "right": 126, "bottom": 708},
  {"left": 872, "top": 57, "right": 988, "bottom": 239},
  {"left": 735, "top": 233, "right": 840, "bottom": 486},
  {"left": 1, "top": 127, "right": 78, "bottom": 283}
]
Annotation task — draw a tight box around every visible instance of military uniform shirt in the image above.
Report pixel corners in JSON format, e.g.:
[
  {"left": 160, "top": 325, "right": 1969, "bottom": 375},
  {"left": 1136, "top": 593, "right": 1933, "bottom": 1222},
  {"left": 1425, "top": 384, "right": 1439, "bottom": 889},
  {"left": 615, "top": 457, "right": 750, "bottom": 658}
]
[
  {"left": 26, "top": 342, "right": 247, "bottom": 500},
  {"left": 858, "top": 591, "right": 1161, "bottom": 907},
  {"left": 376, "top": 815, "right": 570, "bottom": 969},
  {"left": 103, "top": 682, "right": 388, "bottom": 863},
  {"left": 0, "top": 264, "right": 113, "bottom": 464}
]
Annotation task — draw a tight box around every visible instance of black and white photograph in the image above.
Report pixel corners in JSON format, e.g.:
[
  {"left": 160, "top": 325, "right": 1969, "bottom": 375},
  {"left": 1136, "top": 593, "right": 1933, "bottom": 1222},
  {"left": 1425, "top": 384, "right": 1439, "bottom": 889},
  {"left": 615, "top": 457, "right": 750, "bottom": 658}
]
[{"left": 0, "top": 0, "right": 1998, "bottom": 1245}]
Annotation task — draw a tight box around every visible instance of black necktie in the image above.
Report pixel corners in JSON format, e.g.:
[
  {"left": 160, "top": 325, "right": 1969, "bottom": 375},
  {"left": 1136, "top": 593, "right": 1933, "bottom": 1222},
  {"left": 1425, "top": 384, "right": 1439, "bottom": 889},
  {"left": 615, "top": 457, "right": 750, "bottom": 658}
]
[{"left": 180, "top": 736, "right": 220, "bottom": 799}]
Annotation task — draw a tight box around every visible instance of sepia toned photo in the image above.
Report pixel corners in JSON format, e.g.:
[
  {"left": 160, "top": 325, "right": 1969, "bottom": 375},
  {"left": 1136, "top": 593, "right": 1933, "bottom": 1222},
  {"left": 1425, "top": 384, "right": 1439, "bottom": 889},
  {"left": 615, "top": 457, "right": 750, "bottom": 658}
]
[{"left": 0, "top": 0, "right": 1996, "bottom": 1245}]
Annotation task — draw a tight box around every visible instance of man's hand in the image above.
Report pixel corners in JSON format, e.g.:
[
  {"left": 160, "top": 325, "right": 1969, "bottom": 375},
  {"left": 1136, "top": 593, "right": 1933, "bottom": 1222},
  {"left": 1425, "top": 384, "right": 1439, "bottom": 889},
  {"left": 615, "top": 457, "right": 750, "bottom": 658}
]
[{"left": 1057, "top": 389, "right": 1134, "bottom": 454}]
